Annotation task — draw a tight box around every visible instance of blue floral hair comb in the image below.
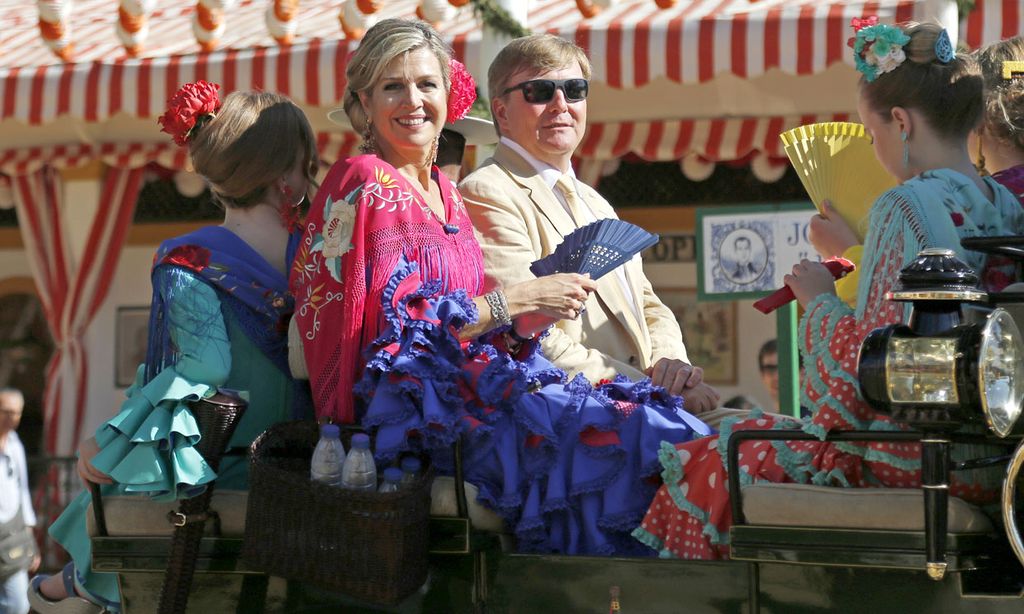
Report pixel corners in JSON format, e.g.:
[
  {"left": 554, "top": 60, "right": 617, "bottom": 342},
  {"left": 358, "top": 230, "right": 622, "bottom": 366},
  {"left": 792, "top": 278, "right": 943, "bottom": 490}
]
[
  {"left": 934, "top": 29, "right": 954, "bottom": 63},
  {"left": 847, "top": 16, "right": 911, "bottom": 82}
]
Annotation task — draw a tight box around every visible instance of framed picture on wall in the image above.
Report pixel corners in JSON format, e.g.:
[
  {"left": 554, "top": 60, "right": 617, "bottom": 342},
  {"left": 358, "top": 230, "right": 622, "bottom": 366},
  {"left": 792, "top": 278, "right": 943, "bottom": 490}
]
[
  {"left": 658, "top": 288, "right": 738, "bottom": 385},
  {"left": 115, "top": 306, "right": 151, "bottom": 388}
]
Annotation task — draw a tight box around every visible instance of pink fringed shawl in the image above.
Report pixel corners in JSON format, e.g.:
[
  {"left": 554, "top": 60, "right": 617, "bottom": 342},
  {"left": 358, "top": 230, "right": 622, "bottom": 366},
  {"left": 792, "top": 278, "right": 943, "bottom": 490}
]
[{"left": 290, "top": 155, "right": 485, "bottom": 423}]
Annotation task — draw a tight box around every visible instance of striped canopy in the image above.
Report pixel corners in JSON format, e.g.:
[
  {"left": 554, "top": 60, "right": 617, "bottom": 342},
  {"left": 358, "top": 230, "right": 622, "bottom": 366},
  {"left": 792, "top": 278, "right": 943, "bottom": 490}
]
[{"left": 1, "top": 0, "right": 939, "bottom": 127}]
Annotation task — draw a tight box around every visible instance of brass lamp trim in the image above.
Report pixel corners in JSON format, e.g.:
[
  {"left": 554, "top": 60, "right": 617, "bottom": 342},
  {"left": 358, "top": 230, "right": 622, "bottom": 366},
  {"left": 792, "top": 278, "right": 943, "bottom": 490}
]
[
  {"left": 1002, "top": 440, "right": 1024, "bottom": 570},
  {"left": 887, "top": 290, "right": 988, "bottom": 302}
]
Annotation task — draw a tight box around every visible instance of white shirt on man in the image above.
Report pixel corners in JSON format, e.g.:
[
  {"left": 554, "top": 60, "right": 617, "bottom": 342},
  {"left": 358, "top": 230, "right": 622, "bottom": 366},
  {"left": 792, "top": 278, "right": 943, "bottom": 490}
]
[{"left": 498, "top": 137, "right": 642, "bottom": 322}]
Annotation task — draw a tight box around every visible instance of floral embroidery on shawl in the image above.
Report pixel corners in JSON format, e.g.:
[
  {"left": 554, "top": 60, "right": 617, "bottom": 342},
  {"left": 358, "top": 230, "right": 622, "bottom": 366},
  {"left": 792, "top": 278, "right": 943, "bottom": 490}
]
[{"left": 290, "top": 154, "right": 484, "bottom": 423}]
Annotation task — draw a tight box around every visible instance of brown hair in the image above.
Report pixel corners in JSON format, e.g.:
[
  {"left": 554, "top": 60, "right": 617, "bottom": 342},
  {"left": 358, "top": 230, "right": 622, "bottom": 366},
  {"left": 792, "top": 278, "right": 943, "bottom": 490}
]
[
  {"left": 859, "top": 22, "right": 983, "bottom": 141},
  {"left": 189, "top": 91, "right": 318, "bottom": 209},
  {"left": 976, "top": 36, "right": 1024, "bottom": 151},
  {"left": 487, "top": 34, "right": 592, "bottom": 103},
  {"left": 342, "top": 19, "right": 452, "bottom": 134}
]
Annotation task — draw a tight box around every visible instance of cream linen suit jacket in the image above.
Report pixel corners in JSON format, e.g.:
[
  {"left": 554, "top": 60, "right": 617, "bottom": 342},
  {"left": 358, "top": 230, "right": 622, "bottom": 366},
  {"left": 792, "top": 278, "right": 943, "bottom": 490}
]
[{"left": 460, "top": 142, "right": 688, "bottom": 383}]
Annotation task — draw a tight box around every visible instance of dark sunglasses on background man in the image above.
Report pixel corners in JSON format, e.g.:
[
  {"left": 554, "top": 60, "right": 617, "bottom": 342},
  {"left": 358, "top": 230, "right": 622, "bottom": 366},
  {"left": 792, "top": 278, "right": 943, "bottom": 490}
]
[{"left": 502, "top": 78, "right": 589, "bottom": 104}]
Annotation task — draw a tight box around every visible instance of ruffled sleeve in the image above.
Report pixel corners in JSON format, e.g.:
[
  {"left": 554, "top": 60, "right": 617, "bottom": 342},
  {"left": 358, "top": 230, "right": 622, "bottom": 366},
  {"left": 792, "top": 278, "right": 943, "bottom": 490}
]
[
  {"left": 799, "top": 186, "right": 927, "bottom": 430},
  {"left": 290, "top": 155, "right": 407, "bottom": 423},
  {"left": 90, "top": 267, "right": 231, "bottom": 501}
]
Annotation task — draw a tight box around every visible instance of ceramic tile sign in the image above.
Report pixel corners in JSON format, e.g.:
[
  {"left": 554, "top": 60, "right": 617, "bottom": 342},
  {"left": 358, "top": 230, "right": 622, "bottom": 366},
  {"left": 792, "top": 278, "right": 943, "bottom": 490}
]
[{"left": 696, "top": 203, "right": 816, "bottom": 301}]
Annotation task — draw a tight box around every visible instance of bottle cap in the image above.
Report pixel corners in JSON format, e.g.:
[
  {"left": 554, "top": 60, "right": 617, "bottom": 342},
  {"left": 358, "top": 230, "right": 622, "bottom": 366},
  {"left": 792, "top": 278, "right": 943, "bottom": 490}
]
[
  {"left": 320, "top": 423, "right": 340, "bottom": 438},
  {"left": 401, "top": 456, "right": 421, "bottom": 473},
  {"left": 384, "top": 467, "right": 403, "bottom": 482},
  {"left": 351, "top": 433, "right": 371, "bottom": 449}
]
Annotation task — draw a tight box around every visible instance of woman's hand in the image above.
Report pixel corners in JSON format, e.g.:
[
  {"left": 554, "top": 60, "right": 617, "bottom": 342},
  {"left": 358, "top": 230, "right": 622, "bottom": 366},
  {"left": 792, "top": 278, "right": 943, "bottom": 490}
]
[
  {"left": 809, "top": 200, "right": 859, "bottom": 259},
  {"left": 77, "top": 436, "right": 113, "bottom": 488},
  {"left": 504, "top": 273, "right": 597, "bottom": 322},
  {"left": 783, "top": 259, "right": 838, "bottom": 308}
]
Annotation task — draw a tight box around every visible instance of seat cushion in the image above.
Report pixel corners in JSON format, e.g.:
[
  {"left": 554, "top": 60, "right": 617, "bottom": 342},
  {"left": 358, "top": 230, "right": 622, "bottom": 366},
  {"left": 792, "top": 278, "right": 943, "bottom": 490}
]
[
  {"left": 87, "top": 490, "right": 250, "bottom": 537},
  {"left": 429, "top": 477, "right": 506, "bottom": 533},
  {"left": 87, "top": 478, "right": 507, "bottom": 537},
  {"left": 741, "top": 483, "right": 993, "bottom": 533}
]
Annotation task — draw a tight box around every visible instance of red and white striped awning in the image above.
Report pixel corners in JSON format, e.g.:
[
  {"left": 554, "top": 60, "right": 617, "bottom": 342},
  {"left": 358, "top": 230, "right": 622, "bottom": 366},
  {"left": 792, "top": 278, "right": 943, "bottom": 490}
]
[
  {"left": 0, "top": 0, "right": 939, "bottom": 126},
  {"left": 961, "top": 0, "right": 1024, "bottom": 48}
]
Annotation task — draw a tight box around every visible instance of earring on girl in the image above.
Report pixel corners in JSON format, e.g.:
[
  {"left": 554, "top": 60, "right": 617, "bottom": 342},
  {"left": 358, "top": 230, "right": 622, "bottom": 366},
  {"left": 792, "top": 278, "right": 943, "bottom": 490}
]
[
  {"left": 279, "top": 183, "right": 301, "bottom": 232},
  {"left": 901, "top": 131, "right": 909, "bottom": 169},
  {"left": 359, "top": 118, "right": 378, "bottom": 155},
  {"left": 976, "top": 137, "right": 989, "bottom": 176}
]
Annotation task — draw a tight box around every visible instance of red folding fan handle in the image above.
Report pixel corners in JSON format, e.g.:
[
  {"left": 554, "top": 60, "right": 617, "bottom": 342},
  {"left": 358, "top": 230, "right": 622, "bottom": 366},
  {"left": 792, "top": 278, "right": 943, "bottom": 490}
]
[{"left": 752, "top": 257, "right": 856, "bottom": 314}]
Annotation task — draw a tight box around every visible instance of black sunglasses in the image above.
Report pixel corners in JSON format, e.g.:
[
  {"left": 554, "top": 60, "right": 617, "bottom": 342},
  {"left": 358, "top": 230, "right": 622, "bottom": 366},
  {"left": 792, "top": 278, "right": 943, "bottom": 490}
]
[{"left": 502, "top": 78, "right": 589, "bottom": 104}]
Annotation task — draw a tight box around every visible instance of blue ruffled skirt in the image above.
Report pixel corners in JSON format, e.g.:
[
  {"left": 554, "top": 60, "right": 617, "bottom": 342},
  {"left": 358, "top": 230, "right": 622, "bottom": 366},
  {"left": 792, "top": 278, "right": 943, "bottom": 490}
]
[{"left": 355, "top": 262, "right": 712, "bottom": 556}]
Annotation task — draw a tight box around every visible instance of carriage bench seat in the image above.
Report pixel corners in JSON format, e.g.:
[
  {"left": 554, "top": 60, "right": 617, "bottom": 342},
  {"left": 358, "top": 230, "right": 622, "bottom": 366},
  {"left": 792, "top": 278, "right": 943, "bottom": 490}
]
[
  {"left": 730, "top": 483, "right": 1004, "bottom": 572},
  {"left": 85, "top": 477, "right": 505, "bottom": 539}
]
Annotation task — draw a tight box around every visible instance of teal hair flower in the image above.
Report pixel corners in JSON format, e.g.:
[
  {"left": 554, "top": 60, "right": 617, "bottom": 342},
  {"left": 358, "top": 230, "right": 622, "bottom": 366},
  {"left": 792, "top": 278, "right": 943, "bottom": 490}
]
[{"left": 848, "top": 19, "right": 911, "bottom": 82}]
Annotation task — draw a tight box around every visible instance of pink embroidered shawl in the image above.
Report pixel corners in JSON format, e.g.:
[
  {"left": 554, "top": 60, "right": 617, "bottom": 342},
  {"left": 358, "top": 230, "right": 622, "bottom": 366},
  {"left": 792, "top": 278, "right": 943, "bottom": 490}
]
[{"left": 290, "top": 155, "right": 485, "bottom": 423}]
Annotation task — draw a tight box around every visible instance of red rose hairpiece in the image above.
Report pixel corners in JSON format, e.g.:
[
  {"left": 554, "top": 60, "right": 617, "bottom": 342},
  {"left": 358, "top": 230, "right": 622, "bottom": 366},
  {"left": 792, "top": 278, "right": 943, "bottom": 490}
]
[
  {"left": 158, "top": 80, "right": 222, "bottom": 146},
  {"left": 447, "top": 59, "right": 476, "bottom": 123},
  {"left": 850, "top": 16, "right": 879, "bottom": 32}
]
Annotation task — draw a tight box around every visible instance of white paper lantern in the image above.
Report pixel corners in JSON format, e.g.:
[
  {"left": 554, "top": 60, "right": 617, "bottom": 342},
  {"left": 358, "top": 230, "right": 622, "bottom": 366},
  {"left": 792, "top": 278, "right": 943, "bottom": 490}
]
[
  {"left": 340, "top": 0, "right": 375, "bottom": 39},
  {"left": 750, "top": 152, "right": 788, "bottom": 183},
  {"left": 420, "top": 0, "right": 455, "bottom": 23},
  {"left": 680, "top": 154, "right": 715, "bottom": 182}
]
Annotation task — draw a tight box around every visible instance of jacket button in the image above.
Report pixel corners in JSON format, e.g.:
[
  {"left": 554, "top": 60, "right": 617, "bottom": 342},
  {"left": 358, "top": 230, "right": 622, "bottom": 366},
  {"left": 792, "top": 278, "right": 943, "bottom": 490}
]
[{"left": 628, "top": 355, "right": 637, "bottom": 365}]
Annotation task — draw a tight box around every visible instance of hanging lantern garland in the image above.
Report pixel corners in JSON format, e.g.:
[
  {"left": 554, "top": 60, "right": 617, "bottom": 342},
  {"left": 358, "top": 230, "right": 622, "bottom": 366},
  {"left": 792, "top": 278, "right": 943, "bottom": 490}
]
[
  {"left": 575, "top": 0, "right": 600, "bottom": 18},
  {"left": 266, "top": 0, "right": 299, "bottom": 45},
  {"left": 339, "top": 0, "right": 376, "bottom": 40},
  {"left": 418, "top": 0, "right": 455, "bottom": 28},
  {"left": 192, "top": 0, "right": 237, "bottom": 52},
  {"left": 116, "top": 0, "right": 155, "bottom": 57},
  {"left": 37, "top": 0, "right": 74, "bottom": 61}
]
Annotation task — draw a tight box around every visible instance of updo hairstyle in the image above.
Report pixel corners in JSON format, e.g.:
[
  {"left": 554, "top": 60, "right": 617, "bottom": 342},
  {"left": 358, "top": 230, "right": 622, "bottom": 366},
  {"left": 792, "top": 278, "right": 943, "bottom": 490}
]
[
  {"left": 188, "top": 91, "right": 318, "bottom": 209},
  {"left": 976, "top": 36, "right": 1024, "bottom": 151},
  {"left": 342, "top": 19, "right": 453, "bottom": 134},
  {"left": 860, "top": 22, "right": 983, "bottom": 141}
]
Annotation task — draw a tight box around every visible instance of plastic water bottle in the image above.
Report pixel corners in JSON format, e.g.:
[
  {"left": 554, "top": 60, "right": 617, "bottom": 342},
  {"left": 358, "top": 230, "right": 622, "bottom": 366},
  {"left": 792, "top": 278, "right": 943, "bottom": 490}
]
[
  {"left": 400, "top": 456, "right": 421, "bottom": 488},
  {"left": 341, "top": 433, "right": 377, "bottom": 491},
  {"left": 310, "top": 424, "right": 345, "bottom": 486},
  {"left": 378, "top": 467, "right": 403, "bottom": 493}
]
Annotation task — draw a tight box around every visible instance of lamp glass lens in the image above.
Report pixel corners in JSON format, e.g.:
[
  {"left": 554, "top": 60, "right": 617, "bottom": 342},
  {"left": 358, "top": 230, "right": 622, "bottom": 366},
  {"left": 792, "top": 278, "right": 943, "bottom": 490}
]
[
  {"left": 979, "top": 309, "right": 1024, "bottom": 437},
  {"left": 886, "top": 337, "right": 958, "bottom": 404}
]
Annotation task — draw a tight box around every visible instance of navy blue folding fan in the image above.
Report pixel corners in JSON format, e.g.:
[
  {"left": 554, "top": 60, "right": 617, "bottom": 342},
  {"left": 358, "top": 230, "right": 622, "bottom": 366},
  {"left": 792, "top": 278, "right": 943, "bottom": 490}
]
[{"left": 530, "top": 219, "right": 659, "bottom": 280}]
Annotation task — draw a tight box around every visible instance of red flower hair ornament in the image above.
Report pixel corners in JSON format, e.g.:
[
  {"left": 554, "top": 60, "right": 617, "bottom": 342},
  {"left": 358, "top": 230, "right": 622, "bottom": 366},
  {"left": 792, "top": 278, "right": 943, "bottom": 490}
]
[
  {"left": 447, "top": 59, "right": 476, "bottom": 122},
  {"left": 158, "top": 80, "right": 222, "bottom": 146}
]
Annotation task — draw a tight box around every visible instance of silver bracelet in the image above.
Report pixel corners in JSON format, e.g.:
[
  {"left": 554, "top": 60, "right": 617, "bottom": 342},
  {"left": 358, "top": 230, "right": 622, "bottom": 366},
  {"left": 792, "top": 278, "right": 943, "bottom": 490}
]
[{"left": 484, "top": 289, "right": 512, "bottom": 328}]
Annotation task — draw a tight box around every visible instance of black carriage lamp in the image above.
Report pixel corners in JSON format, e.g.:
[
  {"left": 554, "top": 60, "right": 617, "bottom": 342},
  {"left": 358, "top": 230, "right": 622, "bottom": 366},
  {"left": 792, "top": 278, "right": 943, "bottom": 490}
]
[{"left": 858, "top": 248, "right": 1024, "bottom": 580}]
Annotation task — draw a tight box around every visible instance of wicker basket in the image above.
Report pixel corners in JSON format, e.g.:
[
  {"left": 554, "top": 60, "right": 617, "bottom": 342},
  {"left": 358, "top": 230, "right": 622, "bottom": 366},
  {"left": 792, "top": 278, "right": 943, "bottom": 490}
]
[{"left": 242, "top": 421, "right": 432, "bottom": 605}]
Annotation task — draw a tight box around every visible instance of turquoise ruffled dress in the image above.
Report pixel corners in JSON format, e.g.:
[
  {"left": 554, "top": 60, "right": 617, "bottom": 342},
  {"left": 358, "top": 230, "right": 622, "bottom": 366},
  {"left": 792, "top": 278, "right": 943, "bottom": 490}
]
[{"left": 48, "top": 268, "right": 292, "bottom": 605}]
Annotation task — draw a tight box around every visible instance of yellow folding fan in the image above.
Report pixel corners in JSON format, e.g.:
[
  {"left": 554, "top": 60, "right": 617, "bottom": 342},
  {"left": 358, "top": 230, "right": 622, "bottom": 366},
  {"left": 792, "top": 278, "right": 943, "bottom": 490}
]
[{"left": 780, "top": 122, "right": 897, "bottom": 242}]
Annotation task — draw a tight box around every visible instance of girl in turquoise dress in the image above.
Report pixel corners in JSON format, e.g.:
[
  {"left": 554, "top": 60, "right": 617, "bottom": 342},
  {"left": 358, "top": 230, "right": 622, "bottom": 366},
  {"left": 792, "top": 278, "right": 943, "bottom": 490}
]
[{"left": 29, "top": 83, "right": 317, "bottom": 612}]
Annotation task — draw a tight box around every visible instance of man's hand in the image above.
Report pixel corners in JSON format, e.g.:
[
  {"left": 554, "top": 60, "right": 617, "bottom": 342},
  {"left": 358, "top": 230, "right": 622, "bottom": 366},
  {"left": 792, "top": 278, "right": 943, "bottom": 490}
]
[
  {"left": 682, "top": 383, "right": 721, "bottom": 415},
  {"left": 647, "top": 358, "right": 703, "bottom": 395}
]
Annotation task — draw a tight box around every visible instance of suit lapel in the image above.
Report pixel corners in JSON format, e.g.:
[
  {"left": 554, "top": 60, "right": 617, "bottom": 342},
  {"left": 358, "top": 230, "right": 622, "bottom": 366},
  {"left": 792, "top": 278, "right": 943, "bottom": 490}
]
[
  {"left": 492, "top": 144, "right": 650, "bottom": 362},
  {"left": 493, "top": 144, "right": 576, "bottom": 239}
]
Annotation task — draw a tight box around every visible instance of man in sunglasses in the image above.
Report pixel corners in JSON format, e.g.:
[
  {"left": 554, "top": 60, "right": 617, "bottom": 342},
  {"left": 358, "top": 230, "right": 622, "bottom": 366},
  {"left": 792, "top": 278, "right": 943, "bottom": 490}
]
[{"left": 461, "top": 34, "right": 720, "bottom": 414}]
